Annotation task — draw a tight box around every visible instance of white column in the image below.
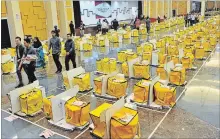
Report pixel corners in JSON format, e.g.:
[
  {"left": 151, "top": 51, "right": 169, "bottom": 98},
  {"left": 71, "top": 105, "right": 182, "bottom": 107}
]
[
  {"left": 156, "top": 0, "right": 158, "bottom": 18},
  {"left": 162, "top": 0, "right": 165, "bottom": 18},
  {"left": 170, "top": 0, "right": 173, "bottom": 17},
  {"left": 58, "top": 1, "right": 68, "bottom": 38},
  {"left": 176, "top": 1, "right": 179, "bottom": 16},
  {"left": 187, "top": 0, "right": 191, "bottom": 13},
  {"left": 142, "top": 0, "right": 147, "bottom": 16},
  {"left": 201, "top": 0, "right": 205, "bottom": 16},
  {"left": 44, "top": 1, "right": 58, "bottom": 39},
  {"left": 215, "top": 0, "right": 217, "bottom": 10},
  {"left": 148, "top": 0, "right": 151, "bottom": 17},
  {"left": 168, "top": 0, "right": 170, "bottom": 18},
  {"left": 6, "top": 1, "right": 24, "bottom": 47}
]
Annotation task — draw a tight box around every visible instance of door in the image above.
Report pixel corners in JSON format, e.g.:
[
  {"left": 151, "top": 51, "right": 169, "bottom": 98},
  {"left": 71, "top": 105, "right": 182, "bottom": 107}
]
[
  {"left": 73, "top": 1, "right": 81, "bottom": 28},
  {"left": 172, "top": 10, "right": 176, "bottom": 17},
  {"left": 1, "top": 19, "right": 11, "bottom": 48}
]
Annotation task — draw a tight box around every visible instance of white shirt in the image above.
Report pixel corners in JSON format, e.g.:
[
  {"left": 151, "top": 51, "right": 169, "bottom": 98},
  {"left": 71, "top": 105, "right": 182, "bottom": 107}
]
[
  {"left": 102, "top": 22, "right": 108, "bottom": 29},
  {"left": 191, "top": 15, "right": 195, "bottom": 20}
]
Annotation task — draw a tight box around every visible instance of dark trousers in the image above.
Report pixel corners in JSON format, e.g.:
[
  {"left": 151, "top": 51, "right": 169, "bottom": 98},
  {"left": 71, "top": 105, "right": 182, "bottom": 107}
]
[
  {"left": 97, "top": 25, "right": 101, "bottom": 33},
  {"left": 147, "top": 27, "right": 150, "bottom": 34},
  {"left": 102, "top": 28, "right": 107, "bottom": 35},
  {"left": 70, "top": 30, "right": 75, "bottom": 36},
  {"left": 185, "top": 20, "right": 188, "bottom": 27},
  {"left": 192, "top": 20, "right": 195, "bottom": 25},
  {"left": 16, "top": 61, "right": 23, "bottom": 84},
  {"left": 190, "top": 20, "right": 193, "bottom": 26},
  {"left": 113, "top": 26, "right": 117, "bottom": 31},
  {"left": 65, "top": 53, "right": 76, "bottom": 71},
  {"left": 23, "top": 63, "right": 37, "bottom": 83},
  {"left": 52, "top": 53, "right": 62, "bottom": 71}
]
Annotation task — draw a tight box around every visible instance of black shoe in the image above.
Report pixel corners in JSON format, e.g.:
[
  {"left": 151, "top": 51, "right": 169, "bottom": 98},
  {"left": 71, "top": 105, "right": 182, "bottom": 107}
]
[
  {"left": 55, "top": 70, "right": 59, "bottom": 74},
  {"left": 15, "top": 83, "right": 24, "bottom": 88},
  {"left": 57, "top": 70, "right": 62, "bottom": 74}
]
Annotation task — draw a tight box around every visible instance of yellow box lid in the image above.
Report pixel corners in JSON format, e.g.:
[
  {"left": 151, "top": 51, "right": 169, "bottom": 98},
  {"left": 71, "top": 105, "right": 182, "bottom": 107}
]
[{"left": 90, "top": 103, "right": 112, "bottom": 117}]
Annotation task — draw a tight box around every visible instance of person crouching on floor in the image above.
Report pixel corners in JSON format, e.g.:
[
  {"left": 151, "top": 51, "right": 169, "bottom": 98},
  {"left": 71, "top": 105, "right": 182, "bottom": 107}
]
[
  {"left": 20, "top": 38, "right": 37, "bottom": 84},
  {"left": 64, "top": 34, "right": 76, "bottom": 71}
]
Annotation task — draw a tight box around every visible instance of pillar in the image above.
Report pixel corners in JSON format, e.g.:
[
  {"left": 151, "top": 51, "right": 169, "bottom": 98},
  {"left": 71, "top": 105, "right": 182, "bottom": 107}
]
[
  {"left": 170, "top": 0, "right": 173, "bottom": 17},
  {"left": 165, "top": 0, "right": 169, "bottom": 18},
  {"left": 162, "top": 0, "right": 165, "bottom": 18},
  {"left": 6, "top": 1, "right": 24, "bottom": 47},
  {"left": 187, "top": 0, "right": 191, "bottom": 13},
  {"left": 158, "top": 0, "right": 165, "bottom": 18},
  {"left": 44, "top": 1, "right": 58, "bottom": 39},
  {"left": 176, "top": 1, "right": 179, "bottom": 16},
  {"left": 201, "top": 0, "right": 205, "bottom": 16},
  {"left": 148, "top": 0, "right": 151, "bottom": 17},
  {"left": 215, "top": 0, "right": 217, "bottom": 10},
  {"left": 58, "top": 1, "right": 68, "bottom": 38},
  {"left": 156, "top": 0, "right": 158, "bottom": 18},
  {"left": 143, "top": 0, "right": 147, "bottom": 16}
]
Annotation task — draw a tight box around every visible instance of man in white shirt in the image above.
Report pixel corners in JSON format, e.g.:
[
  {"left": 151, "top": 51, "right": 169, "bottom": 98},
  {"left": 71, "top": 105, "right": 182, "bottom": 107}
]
[
  {"left": 101, "top": 20, "right": 108, "bottom": 34},
  {"left": 191, "top": 13, "right": 195, "bottom": 25}
]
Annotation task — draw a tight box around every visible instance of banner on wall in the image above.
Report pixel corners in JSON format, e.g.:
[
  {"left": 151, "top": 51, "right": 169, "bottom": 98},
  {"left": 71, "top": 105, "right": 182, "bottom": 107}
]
[{"left": 95, "top": 1, "right": 112, "bottom": 19}]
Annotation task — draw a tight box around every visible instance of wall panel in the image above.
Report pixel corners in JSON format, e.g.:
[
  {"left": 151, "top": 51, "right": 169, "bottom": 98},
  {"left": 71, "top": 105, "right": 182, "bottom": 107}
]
[
  {"left": 150, "top": 1, "right": 156, "bottom": 18},
  {"left": 164, "top": 1, "right": 168, "bottom": 16},
  {"left": 56, "top": 1, "right": 61, "bottom": 28},
  {"left": 66, "top": 0, "right": 74, "bottom": 32},
  {"left": 19, "top": 1, "right": 47, "bottom": 40},
  {"left": 178, "top": 1, "right": 187, "bottom": 15},
  {"left": 158, "top": 1, "right": 163, "bottom": 17},
  {"left": 1, "top": 1, "right": 7, "bottom": 17}
]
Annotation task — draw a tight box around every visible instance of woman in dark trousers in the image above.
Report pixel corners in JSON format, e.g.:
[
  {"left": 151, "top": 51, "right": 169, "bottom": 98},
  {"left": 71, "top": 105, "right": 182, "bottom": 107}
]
[{"left": 33, "top": 37, "right": 45, "bottom": 68}]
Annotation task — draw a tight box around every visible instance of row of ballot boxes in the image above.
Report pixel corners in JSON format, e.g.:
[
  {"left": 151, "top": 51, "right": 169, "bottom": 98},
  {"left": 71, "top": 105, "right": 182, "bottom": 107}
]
[
  {"left": 7, "top": 79, "right": 141, "bottom": 138},
  {"left": 7, "top": 77, "right": 177, "bottom": 139}
]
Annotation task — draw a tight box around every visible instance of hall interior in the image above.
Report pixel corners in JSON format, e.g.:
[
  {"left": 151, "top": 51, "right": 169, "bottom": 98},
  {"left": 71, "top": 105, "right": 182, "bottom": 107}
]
[{"left": 1, "top": 0, "right": 220, "bottom": 139}]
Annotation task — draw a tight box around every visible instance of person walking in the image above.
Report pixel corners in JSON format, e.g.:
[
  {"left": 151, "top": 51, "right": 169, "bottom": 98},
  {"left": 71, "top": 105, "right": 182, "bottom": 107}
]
[
  {"left": 21, "top": 38, "right": 37, "bottom": 84},
  {"left": 111, "top": 19, "right": 119, "bottom": 31},
  {"left": 184, "top": 14, "right": 188, "bottom": 27},
  {"left": 79, "top": 21, "right": 85, "bottom": 37},
  {"left": 64, "top": 34, "right": 76, "bottom": 71},
  {"left": 104, "top": 19, "right": 109, "bottom": 32},
  {"left": 101, "top": 19, "right": 108, "bottom": 35},
  {"left": 69, "top": 21, "right": 75, "bottom": 37},
  {"left": 157, "top": 16, "right": 161, "bottom": 23},
  {"left": 54, "top": 25, "right": 60, "bottom": 37},
  {"left": 33, "top": 37, "right": 45, "bottom": 68},
  {"left": 188, "top": 13, "right": 191, "bottom": 26},
  {"left": 15, "top": 36, "right": 25, "bottom": 88},
  {"left": 48, "top": 30, "right": 62, "bottom": 73},
  {"left": 97, "top": 19, "right": 102, "bottom": 33},
  {"left": 133, "top": 17, "right": 137, "bottom": 29},
  {"left": 146, "top": 16, "right": 151, "bottom": 34},
  {"left": 191, "top": 13, "right": 195, "bottom": 25},
  {"left": 164, "top": 15, "right": 167, "bottom": 20},
  {"left": 135, "top": 18, "right": 141, "bottom": 30}
]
